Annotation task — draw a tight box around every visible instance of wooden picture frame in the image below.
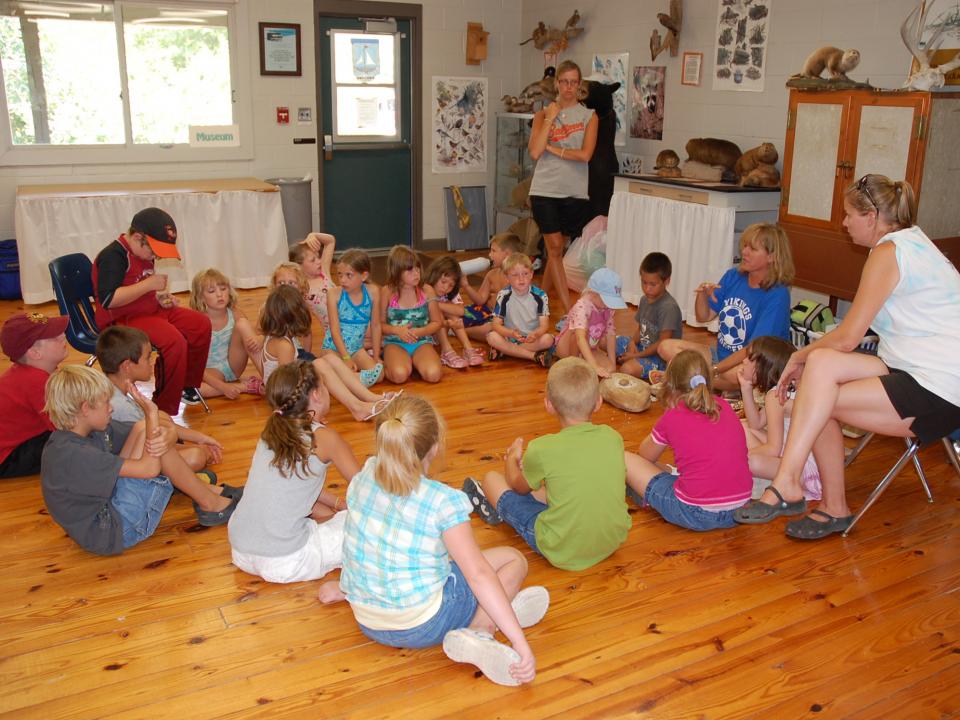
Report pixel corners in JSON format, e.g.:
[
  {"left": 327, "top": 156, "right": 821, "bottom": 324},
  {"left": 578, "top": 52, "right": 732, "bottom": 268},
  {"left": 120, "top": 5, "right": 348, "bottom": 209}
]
[
  {"left": 259, "top": 22, "right": 302, "bottom": 76},
  {"left": 681, "top": 51, "right": 703, "bottom": 86}
]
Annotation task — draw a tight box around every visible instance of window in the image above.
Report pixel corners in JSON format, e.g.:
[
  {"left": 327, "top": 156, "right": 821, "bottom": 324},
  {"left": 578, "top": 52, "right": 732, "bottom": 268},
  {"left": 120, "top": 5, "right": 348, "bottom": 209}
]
[{"left": 0, "top": 0, "right": 250, "bottom": 163}]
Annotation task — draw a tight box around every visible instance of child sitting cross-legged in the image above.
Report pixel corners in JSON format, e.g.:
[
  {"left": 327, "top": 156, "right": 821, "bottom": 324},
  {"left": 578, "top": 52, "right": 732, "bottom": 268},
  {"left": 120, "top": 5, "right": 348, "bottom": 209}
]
[
  {"left": 457, "top": 232, "right": 524, "bottom": 342},
  {"left": 96, "top": 325, "right": 224, "bottom": 471},
  {"left": 553, "top": 267, "right": 628, "bottom": 378},
  {"left": 623, "top": 350, "right": 752, "bottom": 531},
  {"left": 423, "top": 256, "right": 484, "bottom": 369},
  {"left": 485, "top": 253, "right": 555, "bottom": 365},
  {"left": 464, "top": 357, "right": 631, "bottom": 571},
  {"left": 228, "top": 360, "right": 359, "bottom": 584},
  {"left": 326, "top": 394, "right": 548, "bottom": 686},
  {"left": 40, "top": 366, "right": 241, "bottom": 555}
]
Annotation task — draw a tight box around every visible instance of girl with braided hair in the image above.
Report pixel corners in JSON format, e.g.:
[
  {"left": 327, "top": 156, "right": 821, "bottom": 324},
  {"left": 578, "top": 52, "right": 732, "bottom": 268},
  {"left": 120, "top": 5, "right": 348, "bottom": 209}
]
[{"left": 228, "top": 360, "right": 361, "bottom": 584}]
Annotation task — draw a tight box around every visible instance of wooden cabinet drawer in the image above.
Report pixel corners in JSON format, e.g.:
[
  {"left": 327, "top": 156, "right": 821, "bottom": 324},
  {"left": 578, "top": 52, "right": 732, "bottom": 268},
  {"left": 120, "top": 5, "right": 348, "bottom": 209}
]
[{"left": 627, "top": 181, "right": 708, "bottom": 205}]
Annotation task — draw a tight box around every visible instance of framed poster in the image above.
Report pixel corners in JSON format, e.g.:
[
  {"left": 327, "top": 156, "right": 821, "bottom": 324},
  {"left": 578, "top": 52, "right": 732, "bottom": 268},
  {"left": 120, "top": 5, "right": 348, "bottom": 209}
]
[
  {"left": 630, "top": 66, "right": 665, "bottom": 140},
  {"left": 432, "top": 76, "right": 487, "bottom": 173},
  {"left": 681, "top": 52, "right": 703, "bottom": 86},
  {"left": 259, "top": 22, "right": 302, "bottom": 76},
  {"left": 713, "top": 0, "right": 772, "bottom": 92},
  {"left": 591, "top": 53, "right": 629, "bottom": 146}
]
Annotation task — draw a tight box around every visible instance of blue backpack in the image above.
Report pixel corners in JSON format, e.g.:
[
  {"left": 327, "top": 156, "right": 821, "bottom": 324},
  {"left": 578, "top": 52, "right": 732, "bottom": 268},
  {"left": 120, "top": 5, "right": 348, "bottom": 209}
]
[{"left": 0, "top": 239, "right": 20, "bottom": 300}]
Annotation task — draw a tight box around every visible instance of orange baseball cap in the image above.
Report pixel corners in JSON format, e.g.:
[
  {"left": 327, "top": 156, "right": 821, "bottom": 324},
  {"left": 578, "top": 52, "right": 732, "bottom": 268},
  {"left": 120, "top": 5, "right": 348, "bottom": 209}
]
[{"left": 130, "top": 207, "right": 180, "bottom": 259}]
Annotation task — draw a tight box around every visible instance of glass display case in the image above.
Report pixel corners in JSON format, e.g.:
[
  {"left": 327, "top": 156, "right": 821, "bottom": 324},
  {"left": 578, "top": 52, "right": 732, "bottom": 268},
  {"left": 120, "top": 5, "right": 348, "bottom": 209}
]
[{"left": 494, "top": 112, "right": 534, "bottom": 229}]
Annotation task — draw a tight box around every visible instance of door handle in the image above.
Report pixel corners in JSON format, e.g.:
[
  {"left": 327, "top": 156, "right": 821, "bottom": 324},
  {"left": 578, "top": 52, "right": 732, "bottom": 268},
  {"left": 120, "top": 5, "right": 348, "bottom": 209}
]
[{"left": 324, "top": 134, "right": 333, "bottom": 161}]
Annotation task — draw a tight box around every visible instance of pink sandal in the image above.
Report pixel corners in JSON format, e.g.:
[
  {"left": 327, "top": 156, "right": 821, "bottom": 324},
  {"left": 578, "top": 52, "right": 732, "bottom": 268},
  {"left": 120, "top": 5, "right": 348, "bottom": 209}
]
[
  {"left": 465, "top": 347, "right": 485, "bottom": 366},
  {"left": 242, "top": 376, "right": 264, "bottom": 395},
  {"left": 441, "top": 349, "right": 468, "bottom": 369}
]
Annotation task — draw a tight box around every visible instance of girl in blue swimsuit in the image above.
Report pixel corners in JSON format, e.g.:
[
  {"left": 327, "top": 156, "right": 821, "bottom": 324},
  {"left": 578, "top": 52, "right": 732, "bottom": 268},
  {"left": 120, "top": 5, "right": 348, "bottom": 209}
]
[
  {"left": 321, "top": 249, "right": 384, "bottom": 387},
  {"left": 380, "top": 245, "right": 443, "bottom": 384}
]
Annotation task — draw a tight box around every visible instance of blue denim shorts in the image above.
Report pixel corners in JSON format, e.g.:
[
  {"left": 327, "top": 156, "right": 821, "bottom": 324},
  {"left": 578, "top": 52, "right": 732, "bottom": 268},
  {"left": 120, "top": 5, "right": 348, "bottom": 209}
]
[
  {"left": 358, "top": 562, "right": 478, "bottom": 649},
  {"left": 644, "top": 472, "right": 736, "bottom": 531},
  {"left": 110, "top": 475, "right": 174, "bottom": 549},
  {"left": 496, "top": 491, "right": 546, "bottom": 554}
]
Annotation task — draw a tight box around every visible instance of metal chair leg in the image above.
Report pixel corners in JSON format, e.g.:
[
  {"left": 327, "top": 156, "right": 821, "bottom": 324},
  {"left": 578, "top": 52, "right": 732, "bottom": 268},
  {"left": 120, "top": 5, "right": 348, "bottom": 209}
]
[
  {"left": 843, "top": 439, "right": 921, "bottom": 537},
  {"left": 907, "top": 437, "right": 934, "bottom": 503},
  {"left": 194, "top": 387, "right": 212, "bottom": 414},
  {"left": 844, "top": 431, "right": 876, "bottom": 468},
  {"left": 945, "top": 436, "right": 960, "bottom": 479}
]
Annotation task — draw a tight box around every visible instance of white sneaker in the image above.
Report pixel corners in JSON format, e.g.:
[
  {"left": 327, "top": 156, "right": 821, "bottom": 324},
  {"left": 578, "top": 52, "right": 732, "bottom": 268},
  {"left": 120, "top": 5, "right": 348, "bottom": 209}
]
[
  {"left": 442, "top": 628, "right": 521, "bottom": 686},
  {"left": 511, "top": 586, "right": 549, "bottom": 628}
]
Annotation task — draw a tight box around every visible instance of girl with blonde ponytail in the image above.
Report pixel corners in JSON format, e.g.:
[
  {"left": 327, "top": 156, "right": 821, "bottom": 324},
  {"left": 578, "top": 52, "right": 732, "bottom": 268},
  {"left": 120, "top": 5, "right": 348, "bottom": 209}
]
[
  {"left": 228, "top": 360, "right": 360, "bottom": 585},
  {"left": 330, "top": 394, "right": 549, "bottom": 687},
  {"left": 624, "top": 349, "right": 752, "bottom": 530}
]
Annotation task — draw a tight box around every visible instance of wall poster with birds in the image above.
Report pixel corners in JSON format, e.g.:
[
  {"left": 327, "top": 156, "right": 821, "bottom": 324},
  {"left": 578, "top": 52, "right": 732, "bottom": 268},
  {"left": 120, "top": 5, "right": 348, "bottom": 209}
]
[{"left": 432, "top": 76, "right": 488, "bottom": 173}]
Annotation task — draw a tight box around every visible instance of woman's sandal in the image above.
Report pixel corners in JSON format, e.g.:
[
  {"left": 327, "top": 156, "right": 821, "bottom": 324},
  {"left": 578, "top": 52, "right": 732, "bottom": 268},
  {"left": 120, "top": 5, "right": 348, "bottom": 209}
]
[
  {"left": 732, "top": 486, "right": 806, "bottom": 524},
  {"left": 440, "top": 349, "right": 468, "bottom": 369},
  {"left": 784, "top": 509, "right": 854, "bottom": 540}
]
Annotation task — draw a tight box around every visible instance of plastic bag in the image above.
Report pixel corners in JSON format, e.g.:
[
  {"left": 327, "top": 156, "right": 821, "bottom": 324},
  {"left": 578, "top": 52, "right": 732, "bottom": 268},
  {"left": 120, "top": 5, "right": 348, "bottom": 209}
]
[{"left": 563, "top": 216, "right": 608, "bottom": 291}]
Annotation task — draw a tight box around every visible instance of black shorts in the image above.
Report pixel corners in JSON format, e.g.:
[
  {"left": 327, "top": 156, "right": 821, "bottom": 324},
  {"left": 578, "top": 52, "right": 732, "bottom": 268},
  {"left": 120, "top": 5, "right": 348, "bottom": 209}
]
[
  {"left": 0, "top": 431, "right": 51, "bottom": 479},
  {"left": 880, "top": 368, "right": 960, "bottom": 444},
  {"left": 529, "top": 195, "right": 590, "bottom": 239}
]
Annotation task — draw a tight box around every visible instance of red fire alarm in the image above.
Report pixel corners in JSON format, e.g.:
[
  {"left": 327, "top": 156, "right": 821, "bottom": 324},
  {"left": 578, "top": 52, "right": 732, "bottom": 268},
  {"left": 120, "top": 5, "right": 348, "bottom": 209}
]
[{"left": 277, "top": 107, "right": 290, "bottom": 124}]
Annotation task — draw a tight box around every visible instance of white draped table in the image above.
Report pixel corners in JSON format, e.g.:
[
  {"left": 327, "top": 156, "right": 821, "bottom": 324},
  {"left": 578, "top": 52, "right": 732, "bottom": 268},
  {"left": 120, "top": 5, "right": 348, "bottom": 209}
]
[
  {"left": 15, "top": 177, "right": 288, "bottom": 304},
  {"left": 605, "top": 176, "right": 780, "bottom": 324}
]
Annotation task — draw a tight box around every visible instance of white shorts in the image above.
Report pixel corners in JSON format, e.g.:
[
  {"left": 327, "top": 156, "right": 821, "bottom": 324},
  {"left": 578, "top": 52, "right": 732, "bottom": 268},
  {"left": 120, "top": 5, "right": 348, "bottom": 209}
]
[{"left": 231, "top": 511, "right": 346, "bottom": 583}]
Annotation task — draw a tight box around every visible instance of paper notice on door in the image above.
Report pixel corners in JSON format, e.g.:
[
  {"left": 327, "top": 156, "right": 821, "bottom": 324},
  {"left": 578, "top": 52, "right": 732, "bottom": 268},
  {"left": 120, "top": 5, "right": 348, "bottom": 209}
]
[{"left": 356, "top": 97, "right": 379, "bottom": 129}]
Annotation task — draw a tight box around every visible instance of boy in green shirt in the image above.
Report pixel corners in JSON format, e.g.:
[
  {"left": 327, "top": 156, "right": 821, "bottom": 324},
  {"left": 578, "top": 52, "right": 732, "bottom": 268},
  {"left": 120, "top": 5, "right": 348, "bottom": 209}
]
[{"left": 464, "top": 357, "right": 630, "bottom": 570}]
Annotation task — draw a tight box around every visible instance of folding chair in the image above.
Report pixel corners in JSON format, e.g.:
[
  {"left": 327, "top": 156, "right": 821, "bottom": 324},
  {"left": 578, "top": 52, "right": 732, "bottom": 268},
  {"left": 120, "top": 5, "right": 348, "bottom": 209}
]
[
  {"left": 47, "top": 253, "right": 211, "bottom": 413},
  {"left": 842, "top": 429, "right": 960, "bottom": 537}
]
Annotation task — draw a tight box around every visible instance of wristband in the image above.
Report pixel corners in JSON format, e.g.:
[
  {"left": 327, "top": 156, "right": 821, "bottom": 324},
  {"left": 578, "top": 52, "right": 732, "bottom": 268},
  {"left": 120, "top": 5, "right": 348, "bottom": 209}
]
[{"left": 342, "top": 354, "right": 351, "bottom": 361}]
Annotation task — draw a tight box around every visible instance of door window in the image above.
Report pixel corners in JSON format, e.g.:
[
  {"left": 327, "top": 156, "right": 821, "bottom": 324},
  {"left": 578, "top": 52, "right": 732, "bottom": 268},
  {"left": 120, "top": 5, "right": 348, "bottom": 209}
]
[{"left": 330, "top": 30, "right": 399, "bottom": 141}]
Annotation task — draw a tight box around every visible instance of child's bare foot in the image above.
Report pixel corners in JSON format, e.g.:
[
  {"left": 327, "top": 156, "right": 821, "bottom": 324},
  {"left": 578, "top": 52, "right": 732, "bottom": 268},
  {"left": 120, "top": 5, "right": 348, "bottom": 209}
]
[{"left": 318, "top": 581, "right": 346, "bottom": 604}]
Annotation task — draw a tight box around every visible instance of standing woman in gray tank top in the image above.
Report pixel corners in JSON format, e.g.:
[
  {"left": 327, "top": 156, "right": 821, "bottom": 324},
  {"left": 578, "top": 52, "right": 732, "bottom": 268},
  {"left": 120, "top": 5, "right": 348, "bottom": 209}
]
[{"left": 527, "top": 60, "right": 598, "bottom": 316}]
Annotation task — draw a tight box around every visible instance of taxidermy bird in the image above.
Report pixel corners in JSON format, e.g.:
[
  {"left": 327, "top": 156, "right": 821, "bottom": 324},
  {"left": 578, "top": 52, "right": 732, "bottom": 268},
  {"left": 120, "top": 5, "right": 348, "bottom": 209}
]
[
  {"left": 901, "top": 1, "right": 960, "bottom": 90},
  {"left": 519, "top": 10, "right": 584, "bottom": 54},
  {"left": 650, "top": 0, "right": 683, "bottom": 61}
]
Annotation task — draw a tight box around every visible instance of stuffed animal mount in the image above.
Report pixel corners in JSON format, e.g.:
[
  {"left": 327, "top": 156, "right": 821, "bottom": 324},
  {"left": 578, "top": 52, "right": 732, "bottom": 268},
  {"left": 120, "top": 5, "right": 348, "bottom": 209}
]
[
  {"left": 601, "top": 374, "right": 652, "bottom": 413},
  {"left": 650, "top": 0, "right": 682, "bottom": 61},
  {"left": 786, "top": 46, "right": 873, "bottom": 89},
  {"left": 519, "top": 10, "right": 584, "bottom": 54},
  {"left": 735, "top": 143, "right": 780, "bottom": 188},
  {"left": 654, "top": 149, "right": 681, "bottom": 178},
  {"left": 502, "top": 67, "right": 557, "bottom": 112},
  {"left": 900, "top": 1, "right": 960, "bottom": 91}
]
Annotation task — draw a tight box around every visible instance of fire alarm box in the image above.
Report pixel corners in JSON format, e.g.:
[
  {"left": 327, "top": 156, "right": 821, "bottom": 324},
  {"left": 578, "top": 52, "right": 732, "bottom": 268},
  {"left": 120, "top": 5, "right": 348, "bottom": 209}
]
[{"left": 277, "top": 107, "right": 290, "bottom": 124}]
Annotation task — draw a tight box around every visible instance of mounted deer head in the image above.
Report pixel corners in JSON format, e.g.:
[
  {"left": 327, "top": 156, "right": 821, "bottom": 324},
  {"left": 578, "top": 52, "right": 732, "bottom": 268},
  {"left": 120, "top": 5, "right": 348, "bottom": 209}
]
[{"left": 901, "top": 1, "right": 960, "bottom": 90}]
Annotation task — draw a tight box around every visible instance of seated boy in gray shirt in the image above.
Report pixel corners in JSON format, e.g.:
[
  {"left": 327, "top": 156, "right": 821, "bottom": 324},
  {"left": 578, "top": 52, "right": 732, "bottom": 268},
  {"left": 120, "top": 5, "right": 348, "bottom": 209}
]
[
  {"left": 40, "top": 365, "right": 240, "bottom": 555},
  {"left": 617, "top": 252, "right": 682, "bottom": 380},
  {"left": 486, "top": 253, "right": 555, "bottom": 366}
]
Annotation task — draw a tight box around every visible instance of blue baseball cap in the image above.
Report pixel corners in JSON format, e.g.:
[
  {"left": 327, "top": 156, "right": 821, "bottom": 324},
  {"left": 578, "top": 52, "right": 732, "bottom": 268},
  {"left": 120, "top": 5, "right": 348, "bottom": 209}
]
[{"left": 587, "top": 267, "right": 627, "bottom": 309}]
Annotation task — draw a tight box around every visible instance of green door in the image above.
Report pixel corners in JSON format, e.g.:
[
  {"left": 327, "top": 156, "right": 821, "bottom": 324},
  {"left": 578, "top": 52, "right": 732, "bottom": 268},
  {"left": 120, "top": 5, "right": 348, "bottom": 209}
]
[{"left": 318, "top": 14, "right": 415, "bottom": 250}]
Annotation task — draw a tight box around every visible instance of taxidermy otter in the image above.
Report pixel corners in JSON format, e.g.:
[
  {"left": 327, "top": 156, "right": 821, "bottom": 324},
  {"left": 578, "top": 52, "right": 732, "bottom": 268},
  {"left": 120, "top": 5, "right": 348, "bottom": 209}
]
[{"left": 795, "top": 47, "right": 861, "bottom": 80}]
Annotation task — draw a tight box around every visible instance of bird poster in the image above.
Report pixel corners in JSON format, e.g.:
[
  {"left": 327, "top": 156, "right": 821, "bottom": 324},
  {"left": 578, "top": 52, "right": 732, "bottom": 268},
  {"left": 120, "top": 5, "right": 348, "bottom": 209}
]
[
  {"left": 591, "top": 53, "right": 628, "bottom": 146},
  {"left": 432, "top": 76, "right": 488, "bottom": 173},
  {"left": 713, "top": 0, "right": 772, "bottom": 92}
]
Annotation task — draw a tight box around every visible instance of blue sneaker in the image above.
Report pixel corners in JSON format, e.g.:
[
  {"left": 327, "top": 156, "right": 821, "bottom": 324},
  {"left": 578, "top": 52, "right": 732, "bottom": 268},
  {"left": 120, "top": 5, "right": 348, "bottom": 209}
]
[
  {"left": 554, "top": 315, "right": 567, "bottom": 333},
  {"left": 360, "top": 363, "right": 384, "bottom": 387}
]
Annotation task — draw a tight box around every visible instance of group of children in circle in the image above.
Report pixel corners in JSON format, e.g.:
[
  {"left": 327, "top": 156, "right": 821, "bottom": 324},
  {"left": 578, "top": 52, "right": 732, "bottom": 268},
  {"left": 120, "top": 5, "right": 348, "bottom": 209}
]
[{"left": 34, "top": 219, "right": 819, "bottom": 686}]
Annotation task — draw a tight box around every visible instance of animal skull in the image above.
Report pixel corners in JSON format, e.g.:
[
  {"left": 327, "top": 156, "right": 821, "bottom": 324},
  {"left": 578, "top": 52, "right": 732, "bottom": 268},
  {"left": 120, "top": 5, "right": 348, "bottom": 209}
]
[{"left": 901, "top": 1, "right": 960, "bottom": 90}]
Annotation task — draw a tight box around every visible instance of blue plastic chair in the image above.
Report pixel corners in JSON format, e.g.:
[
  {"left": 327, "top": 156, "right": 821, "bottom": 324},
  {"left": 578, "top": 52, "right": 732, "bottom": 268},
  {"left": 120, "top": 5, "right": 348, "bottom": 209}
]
[{"left": 48, "top": 253, "right": 100, "bottom": 364}]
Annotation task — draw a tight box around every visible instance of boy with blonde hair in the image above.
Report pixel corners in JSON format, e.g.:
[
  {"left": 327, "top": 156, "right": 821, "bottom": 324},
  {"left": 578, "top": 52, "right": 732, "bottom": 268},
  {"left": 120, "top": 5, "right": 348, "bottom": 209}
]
[
  {"left": 458, "top": 232, "right": 523, "bottom": 341},
  {"left": 486, "top": 253, "right": 554, "bottom": 365},
  {"left": 463, "top": 357, "right": 630, "bottom": 570},
  {"left": 40, "top": 365, "right": 241, "bottom": 556}
]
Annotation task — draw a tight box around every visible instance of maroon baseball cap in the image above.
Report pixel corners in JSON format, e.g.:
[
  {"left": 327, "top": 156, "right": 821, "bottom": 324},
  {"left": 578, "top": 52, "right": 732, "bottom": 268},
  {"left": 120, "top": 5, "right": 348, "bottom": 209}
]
[
  {"left": 1, "top": 312, "right": 69, "bottom": 361},
  {"left": 130, "top": 207, "right": 180, "bottom": 259}
]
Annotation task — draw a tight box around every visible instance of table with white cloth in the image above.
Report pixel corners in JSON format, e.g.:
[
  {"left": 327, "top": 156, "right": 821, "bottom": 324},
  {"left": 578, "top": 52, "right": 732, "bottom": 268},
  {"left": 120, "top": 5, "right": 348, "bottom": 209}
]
[
  {"left": 605, "top": 176, "right": 780, "bottom": 324},
  {"left": 15, "top": 177, "right": 288, "bottom": 304}
]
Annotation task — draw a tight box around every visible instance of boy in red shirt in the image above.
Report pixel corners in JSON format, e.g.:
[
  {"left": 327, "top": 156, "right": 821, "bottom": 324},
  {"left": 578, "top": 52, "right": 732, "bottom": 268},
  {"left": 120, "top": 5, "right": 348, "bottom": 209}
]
[
  {"left": 92, "top": 207, "right": 211, "bottom": 415},
  {"left": 0, "top": 312, "right": 69, "bottom": 478}
]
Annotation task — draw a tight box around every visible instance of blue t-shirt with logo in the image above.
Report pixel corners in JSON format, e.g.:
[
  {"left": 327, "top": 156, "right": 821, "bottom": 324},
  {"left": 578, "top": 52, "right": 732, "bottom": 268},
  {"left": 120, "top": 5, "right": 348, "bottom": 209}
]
[{"left": 708, "top": 267, "right": 790, "bottom": 360}]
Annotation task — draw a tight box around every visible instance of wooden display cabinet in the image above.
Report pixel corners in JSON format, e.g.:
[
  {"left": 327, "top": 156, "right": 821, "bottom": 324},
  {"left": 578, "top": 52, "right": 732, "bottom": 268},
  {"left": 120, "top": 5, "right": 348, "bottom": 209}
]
[{"left": 779, "top": 88, "right": 960, "bottom": 301}]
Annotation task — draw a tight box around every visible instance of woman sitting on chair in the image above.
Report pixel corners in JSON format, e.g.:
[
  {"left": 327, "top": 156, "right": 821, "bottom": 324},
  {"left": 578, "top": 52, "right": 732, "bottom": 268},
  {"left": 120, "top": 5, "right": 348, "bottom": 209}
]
[{"left": 733, "top": 174, "right": 960, "bottom": 539}]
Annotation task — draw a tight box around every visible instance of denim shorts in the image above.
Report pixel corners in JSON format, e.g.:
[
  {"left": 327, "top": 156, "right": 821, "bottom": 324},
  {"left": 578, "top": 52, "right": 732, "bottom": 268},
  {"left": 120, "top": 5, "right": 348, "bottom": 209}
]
[
  {"left": 496, "top": 491, "right": 546, "bottom": 554},
  {"left": 644, "top": 472, "right": 737, "bottom": 531},
  {"left": 358, "top": 562, "right": 478, "bottom": 649},
  {"left": 110, "top": 475, "right": 174, "bottom": 549}
]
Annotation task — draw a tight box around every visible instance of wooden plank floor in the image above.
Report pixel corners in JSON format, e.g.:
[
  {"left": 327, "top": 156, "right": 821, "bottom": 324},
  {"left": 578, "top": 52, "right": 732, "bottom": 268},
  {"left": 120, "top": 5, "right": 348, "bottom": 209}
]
[{"left": 1, "top": 283, "right": 959, "bottom": 719}]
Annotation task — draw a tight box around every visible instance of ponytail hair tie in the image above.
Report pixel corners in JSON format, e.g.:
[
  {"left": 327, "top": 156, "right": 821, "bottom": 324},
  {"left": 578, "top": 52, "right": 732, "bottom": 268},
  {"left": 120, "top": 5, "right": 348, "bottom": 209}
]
[
  {"left": 689, "top": 374, "right": 707, "bottom": 389},
  {"left": 273, "top": 408, "right": 283, "bottom": 416}
]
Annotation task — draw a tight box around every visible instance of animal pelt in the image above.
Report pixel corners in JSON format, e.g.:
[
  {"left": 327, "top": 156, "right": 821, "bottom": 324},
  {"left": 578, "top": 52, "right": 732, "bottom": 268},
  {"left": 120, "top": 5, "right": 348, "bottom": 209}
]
[
  {"left": 582, "top": 80, "right": 621, "bottom": 217},
  {"left": 655, "top": 149, "right": 681, "bottom": 177},
  {"left": 685, "top": 138, "right": 742, "bottom": 172},
  {"left": 741, "top": 164, "right": 780, "bottom": 188},
  {"left": 735, "top": 143, "right": 778, "bottom": 178},
  {"left": 793, "top": 47, "right": 861, "bottom": 81},
  {"left": 600, "top": 374, "right": 652, "bottom": 413},
  {"left": 518, "top": 67, "right": 557, "bottom": 108},
  {"left": 501, "top": 94, "right": 534, "bottom": 113},
  {"left": 681, "top": 160, "right": 725, "bottom": 182}
]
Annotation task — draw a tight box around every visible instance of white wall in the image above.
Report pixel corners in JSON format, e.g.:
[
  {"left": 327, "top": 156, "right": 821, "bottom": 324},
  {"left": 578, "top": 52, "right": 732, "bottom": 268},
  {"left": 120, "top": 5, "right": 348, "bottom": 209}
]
[
  {"left": 0, "top": 0, "right": 523, "bottom": 245},
  {"left": 520, "top": 0, "right": 923, "bottom": 175}
]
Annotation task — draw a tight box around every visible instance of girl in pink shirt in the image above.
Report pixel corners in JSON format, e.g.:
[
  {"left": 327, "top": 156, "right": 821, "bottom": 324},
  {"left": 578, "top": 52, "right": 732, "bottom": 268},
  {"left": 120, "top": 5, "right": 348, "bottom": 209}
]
[{"left": 624, "top": 350, "right": 752, "bottom": 530}]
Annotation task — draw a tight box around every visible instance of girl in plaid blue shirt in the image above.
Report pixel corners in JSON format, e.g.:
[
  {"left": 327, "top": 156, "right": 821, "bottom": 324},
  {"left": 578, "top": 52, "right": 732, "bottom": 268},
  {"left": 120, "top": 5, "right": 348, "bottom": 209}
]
[{"left": 325, "top": 394, "right": 548, "bottom": 686}]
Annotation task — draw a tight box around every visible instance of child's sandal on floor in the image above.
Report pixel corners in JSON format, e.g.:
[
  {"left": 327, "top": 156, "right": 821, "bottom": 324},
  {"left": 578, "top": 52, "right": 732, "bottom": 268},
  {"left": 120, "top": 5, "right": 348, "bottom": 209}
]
[
  {"left": 465, "top": 347, "right": 485, "bottom": 366},
  {"left": 441, "top": 350, "right": 468, "bottom": 369}
]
